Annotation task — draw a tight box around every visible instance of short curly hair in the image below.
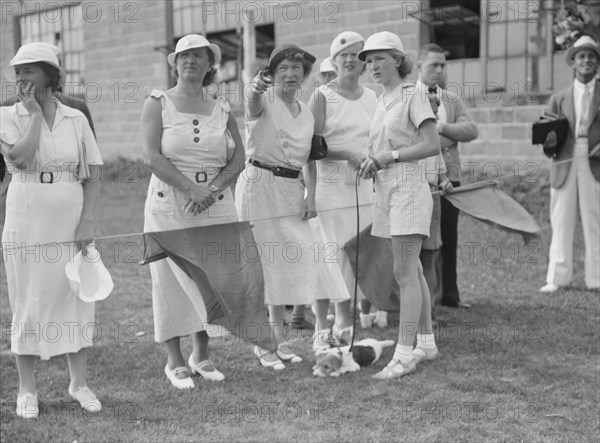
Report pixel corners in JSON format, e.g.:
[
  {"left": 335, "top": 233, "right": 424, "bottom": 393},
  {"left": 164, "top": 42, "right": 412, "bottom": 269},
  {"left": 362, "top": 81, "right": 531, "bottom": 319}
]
[
  {"left": 267, "top": 52, "right": 314, "bottom": 80},
  {"left": 171, "top": 47, "right": 217, "bottom": 86}
]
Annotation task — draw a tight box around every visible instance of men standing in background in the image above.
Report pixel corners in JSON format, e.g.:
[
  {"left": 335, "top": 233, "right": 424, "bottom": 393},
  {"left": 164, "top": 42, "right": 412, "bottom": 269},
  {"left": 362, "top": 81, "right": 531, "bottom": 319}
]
[{"left": 415, "top": 44, "right": 478, "bottom": 308}]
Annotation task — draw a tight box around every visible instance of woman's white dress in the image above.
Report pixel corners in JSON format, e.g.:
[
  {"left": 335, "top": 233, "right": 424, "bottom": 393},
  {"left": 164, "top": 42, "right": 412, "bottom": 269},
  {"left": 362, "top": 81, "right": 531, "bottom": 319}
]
[
  {"left": 310, "top": 85, "right": 377, "bottom": 301},
  {"left": 1, "top": 102, "right": 102, "bottom": 359},
  {"left": 235, "top": 93, "right": 316, "bottom": 306},
  {"left": 143, "top": 90, "right": 238, "bottom": 342}
]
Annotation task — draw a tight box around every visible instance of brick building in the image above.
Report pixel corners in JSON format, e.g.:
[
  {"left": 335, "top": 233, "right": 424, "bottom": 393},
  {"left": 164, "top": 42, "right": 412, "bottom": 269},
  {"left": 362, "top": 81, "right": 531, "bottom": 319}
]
[{"left": 1, "top": 0, "right": 598, "bottom": 161}]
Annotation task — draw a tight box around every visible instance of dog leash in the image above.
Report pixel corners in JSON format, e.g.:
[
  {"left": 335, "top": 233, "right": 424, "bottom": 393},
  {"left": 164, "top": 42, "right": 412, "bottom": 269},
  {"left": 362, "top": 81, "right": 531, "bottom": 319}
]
[{"left": 348, "top": 171, "right": 362, "bottom": 352}]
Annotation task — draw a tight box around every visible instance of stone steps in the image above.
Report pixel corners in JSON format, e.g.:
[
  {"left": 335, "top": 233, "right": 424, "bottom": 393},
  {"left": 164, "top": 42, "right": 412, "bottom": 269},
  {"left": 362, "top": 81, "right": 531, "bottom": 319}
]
[{"left": 460, "top": 105, "right": 548, "bottom": 162}]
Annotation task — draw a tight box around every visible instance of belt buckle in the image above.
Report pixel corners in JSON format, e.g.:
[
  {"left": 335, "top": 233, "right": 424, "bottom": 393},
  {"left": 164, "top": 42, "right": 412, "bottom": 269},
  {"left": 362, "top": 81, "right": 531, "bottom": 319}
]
[
  {"left": 195, "top": 172, "right": 207, "bottom": 183},
  {"left": 274, "top": 166, "right": 283, "bottom": 175},
  {"left": 40, "top": 172, "right": 54, "bottom": 184}
]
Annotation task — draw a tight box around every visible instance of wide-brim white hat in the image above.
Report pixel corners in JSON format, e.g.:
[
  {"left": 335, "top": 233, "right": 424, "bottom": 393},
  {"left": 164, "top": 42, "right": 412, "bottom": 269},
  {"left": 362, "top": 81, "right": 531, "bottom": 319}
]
[
  {"left": 358, "top": 31, "right": 404, "bottom": 61},
  {"left": 167, "top": 34, "right": 221, "bottom": 67},
  {"left": 566, "top": 35, "right": 600, "bottom": 66},
  {"left": 65, "top": 244, "right": 114, "bottom": 303},
  {"left": 3, "top": 42, "right": 66, "bottom": 86}
]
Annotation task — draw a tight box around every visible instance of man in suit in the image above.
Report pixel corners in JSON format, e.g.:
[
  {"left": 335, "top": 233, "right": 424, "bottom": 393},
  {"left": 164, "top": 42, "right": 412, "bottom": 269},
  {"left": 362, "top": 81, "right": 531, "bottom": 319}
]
[
  {"left": 0, "top": 44, "right": 95, "bottom": 229},
  {"left": 540, "top": 35, "right": 600, "bottom": 292},
  {"left": 416, "top": 44, "right": 478, "bottom": 308}
]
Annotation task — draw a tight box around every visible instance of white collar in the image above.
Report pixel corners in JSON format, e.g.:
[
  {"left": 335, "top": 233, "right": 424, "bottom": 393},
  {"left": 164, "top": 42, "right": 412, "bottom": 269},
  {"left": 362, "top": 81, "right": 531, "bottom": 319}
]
[
  {"left": 16, "top": 99, "right": 80, "bottom": 118},
  {"left": 574, "top": 77, "right": 596, "bottom": 93}
]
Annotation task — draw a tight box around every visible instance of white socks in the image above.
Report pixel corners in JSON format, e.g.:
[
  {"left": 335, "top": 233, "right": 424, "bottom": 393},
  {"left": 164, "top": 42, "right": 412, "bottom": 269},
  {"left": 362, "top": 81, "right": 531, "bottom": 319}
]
[
  {"left": 416, "top": 333, "right": 437, "bottom": 350},
  {"left": 392, "top": 344, "right": 414, "bottom": 363}
]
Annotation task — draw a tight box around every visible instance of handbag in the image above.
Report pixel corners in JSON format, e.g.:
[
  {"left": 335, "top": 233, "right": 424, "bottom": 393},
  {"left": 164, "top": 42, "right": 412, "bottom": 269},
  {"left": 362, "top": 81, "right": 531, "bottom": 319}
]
[{"left": 309, "top": 135, "right": 328, "bottom": 160}]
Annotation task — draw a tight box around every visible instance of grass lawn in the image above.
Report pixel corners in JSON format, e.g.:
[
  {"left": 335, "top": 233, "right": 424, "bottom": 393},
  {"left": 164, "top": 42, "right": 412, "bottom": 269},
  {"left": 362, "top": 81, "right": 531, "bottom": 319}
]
[{"left": 1, "top": 160, "right": 599, "bottom": 442}]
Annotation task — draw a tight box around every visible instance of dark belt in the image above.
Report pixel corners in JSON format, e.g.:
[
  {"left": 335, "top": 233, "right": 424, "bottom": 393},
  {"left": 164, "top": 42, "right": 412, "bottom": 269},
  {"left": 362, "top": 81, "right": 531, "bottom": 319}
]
[
  {"left": 195, "top": 172, "right": 207, "bottom": 183},
  {"left": 249, "top": 159, "right": 300, "bottom": 179}
]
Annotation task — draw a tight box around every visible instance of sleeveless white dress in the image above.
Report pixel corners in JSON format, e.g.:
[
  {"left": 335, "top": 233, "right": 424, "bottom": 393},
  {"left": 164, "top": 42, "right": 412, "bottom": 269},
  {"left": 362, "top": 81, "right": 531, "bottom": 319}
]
[
  {"left": 310, "top": 85, "right": 377, "bottom": 301},
  {"left": 143, "top": 90, "right": 238, "bottom": 342}
]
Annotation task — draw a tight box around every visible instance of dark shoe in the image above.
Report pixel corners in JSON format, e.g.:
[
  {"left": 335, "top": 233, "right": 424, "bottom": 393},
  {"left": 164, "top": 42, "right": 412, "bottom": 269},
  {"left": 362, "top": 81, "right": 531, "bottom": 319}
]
[
  {"left": 440, "top": 302, "right": 470, "bottom": 309},
  {"left": 290, "top": 318, "right": 314, "bottom": 330}
]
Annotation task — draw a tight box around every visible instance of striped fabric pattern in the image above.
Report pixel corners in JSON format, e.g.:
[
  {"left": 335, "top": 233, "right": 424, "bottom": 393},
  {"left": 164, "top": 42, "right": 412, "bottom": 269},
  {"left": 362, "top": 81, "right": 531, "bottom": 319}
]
[{"left": 368, "top": 82, "right": 436, "bottom": 238}]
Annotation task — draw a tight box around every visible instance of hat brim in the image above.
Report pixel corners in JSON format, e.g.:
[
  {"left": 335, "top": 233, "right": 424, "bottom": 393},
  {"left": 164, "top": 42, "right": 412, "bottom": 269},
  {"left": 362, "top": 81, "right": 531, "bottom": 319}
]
[
  {"left": 65, "top": 249, "right": 114, "bottom": 303},
  {"left": 3, "top": 58, "right": 66, "bottom": 87},
  {"left": 268, "top": 47, "right": 316, "bottom": 73},
  {"left": 358, "top": 46, "right": 400, "bottom": 61},
  {"left": 330, "top": 38, "right": 364, "bottom": 59},
  {"left": 566, "top": 44, "right": 600, "bottom": 66},
  {"left": 167, "top": 44, "right": 222, "bottom": 67}
]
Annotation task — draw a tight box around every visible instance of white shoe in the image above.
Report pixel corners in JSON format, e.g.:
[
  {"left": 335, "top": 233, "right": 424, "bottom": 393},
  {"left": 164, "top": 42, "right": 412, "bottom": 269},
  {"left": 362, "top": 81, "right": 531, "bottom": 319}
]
[
  {"left": 374, "top": 311, "right": 388, "bottom": 328},
  {"left": 164, "top": 364, "right": 195, "bottom": 389},
  {"left": 69, "top": 386, "right": 102, "bottom": 412},
  {"left": 16, "top": 393, "right": 38, "bottom": 419},
  {"left": 540, "top": 283, "right": 560, "bottom": 293},
  {"left": 412, "top": 346, "right": 438, "bottom": 364},
  {"left": 372, "top": 358, "right": 417, "bottom": 380},
  {"left": 253, "top": 346, "right": 285, "bottom": 371},
  {"left": 360, "top": 313, "right": 373, "bottom": 329},
  {"left": 188, "top": 355, "right": 225, "bottom": 382},
  {"left": 276, "top": 343, "right": 302, "bottom": 363}
]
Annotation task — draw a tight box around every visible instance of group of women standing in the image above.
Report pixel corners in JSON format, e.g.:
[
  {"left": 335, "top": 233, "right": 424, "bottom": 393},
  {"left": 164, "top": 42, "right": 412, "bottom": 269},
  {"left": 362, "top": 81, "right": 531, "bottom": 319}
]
[{"left": 1, "top": 29, "right": 441, "bottom": 418}]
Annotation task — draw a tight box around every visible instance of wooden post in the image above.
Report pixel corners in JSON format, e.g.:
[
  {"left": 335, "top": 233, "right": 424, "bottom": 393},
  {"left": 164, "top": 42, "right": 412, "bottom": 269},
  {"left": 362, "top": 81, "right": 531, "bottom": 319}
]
[
  {"left": 544, "top": 0, "right": 554, "bottom": 91},
  {"left": 165, "top": 0, "right": 174, "bottom": 88},
  {"left": 480, "top": 0, "right": 489, "bottom": 93},
  {"left": 243, "top": 8, "right": 256, "bottom": 85}
]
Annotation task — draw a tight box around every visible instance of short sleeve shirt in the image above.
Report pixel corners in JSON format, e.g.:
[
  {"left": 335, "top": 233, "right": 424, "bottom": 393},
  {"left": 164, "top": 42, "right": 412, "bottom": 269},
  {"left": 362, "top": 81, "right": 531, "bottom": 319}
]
[
  {"left": 0, "top": 101, "right": 102, "bottom": 173},
  {"left": 368, "top": 82, "right": 435, "bottom": 158}
]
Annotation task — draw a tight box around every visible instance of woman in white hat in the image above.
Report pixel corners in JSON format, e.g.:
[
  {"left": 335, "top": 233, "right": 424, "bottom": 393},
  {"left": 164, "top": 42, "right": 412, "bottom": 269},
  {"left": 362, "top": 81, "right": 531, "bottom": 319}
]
[
  {"left": 308, "top": 31, "right": 381, "bottom": 349},
  {"left": 141, "top": 34, "right": 245, "bottom": 388},
  {"left": 0, "top": 42, "right": 103, "bottom": 417},
  {"left": 357, "top": 31, "right": 441, "bottom": 380},
  {"left": 236, "top": 43, "right": 317, "bottom": 369}
]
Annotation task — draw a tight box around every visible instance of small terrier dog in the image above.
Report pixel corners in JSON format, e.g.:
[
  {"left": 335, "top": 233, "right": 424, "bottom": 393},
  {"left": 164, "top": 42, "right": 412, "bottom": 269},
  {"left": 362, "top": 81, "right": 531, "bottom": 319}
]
[{"left": 312, "top": 339, "right": 395, "bottom": 377}]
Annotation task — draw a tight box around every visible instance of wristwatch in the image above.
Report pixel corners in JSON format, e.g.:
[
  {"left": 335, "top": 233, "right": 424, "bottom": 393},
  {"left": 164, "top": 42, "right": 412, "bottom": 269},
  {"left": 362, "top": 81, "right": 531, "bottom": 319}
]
[
  {"left": 209, "top": 184, "right": 225, "bottom": 201},
  {"left": 391, "top": 150, "right": 400, "bottom": 162}
]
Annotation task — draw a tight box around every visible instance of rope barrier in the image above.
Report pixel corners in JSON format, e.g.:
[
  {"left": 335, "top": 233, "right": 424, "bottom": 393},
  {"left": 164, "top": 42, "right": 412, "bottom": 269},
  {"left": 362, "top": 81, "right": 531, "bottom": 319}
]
[{"left": 1, "top": 151, "right": 597, "bottom": 254}]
